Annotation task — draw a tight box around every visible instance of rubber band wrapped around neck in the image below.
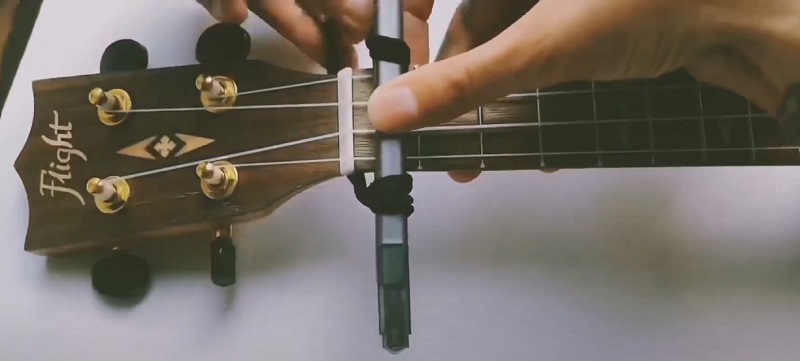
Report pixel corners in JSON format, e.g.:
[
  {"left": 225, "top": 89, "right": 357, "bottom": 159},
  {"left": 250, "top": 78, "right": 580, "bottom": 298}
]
[{"left": 323, "top": 24, "right": 415, "bottom": 217}]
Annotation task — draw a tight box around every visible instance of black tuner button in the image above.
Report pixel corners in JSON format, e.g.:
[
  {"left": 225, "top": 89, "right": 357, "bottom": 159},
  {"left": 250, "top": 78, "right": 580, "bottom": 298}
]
[
  {"left": 91, "top": 250, "right": 151, "bottom": 299},
  {"left": 100, "top": 39, "right": 149, "bottom": 74},
  {"left": 196, "top": 23, "right": 251, "bottom": 65},
  {"left": 210, "top": 235, "right": 236, "bottom": 287}
]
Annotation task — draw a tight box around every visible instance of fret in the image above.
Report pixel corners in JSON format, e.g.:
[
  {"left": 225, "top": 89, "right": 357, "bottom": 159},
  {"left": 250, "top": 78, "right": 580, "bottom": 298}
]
[
  {"left": 594, "top": 81, "right": 652, "bottom": 166},
  {"left": 417, "top": 132, "right": 482, "bottom": 171},
  {"left": 477, "top": 105, "right": 486, "bottom": 169},
  {"left": 482, "top": 96, "right": 538, "bottom": 124},
  {"left": 647, "top": 74, "right": 705, "bottom": 165},
  {"left": 645, "top": 81, "right": 656, "bottom": 165},
  {"left": 591, "top": 81, "right": 602, "bottom": 166},
  {"left": 534, "top": 79, "right": 603, "bottom": 166},
  {"left": 747, "top": 100, "right": 756, "bottom": 162},
  {"left": 415, "top": 134, "right": 422, "bottom": 170},
  {"left": 541, "top": 122, "right": 599, "bottom": 167},
  {"left": 751, "top": 115, "right": 800, "bottom": 165},
  {"left": 697, "top": 86, "right": 707, "bottom": 163},
  {"left": 698, "top": 85, "right": 753, "bottom": 165},
  {"left": 536, "top": 88, "right": 545, "bottom": 168},
  {"left": 483, "top": 128, "right": 541, "bottom": 170},
  {"left": 538, "top": 82, "right": 596, "bottom": 123}
]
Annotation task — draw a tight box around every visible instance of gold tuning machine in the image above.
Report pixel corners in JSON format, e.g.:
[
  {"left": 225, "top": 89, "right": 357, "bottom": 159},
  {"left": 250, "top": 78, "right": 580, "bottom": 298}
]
[
  {"left": 88, "top": 88, "right": 131, "bottom": 126},
  {"left": 86, "top": 176, "right": 130, "bottom": 214},
  {"left": 195, "top": 74, "right": 238, "bottom": 113},
  {"left": 196, "top": 161, "right": 238, "bottom": 200}
]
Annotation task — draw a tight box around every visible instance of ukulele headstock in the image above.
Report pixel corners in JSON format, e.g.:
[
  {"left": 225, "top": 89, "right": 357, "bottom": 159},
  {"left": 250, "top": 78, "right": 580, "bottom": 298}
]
[{"left": 13, "top": 25, "right": 368, "bottom": 258}]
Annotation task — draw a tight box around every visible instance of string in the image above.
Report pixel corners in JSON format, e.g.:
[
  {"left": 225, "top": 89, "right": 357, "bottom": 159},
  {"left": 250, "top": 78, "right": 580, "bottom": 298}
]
[
  {"left": 99, "top": 73, "right": 767, "bottom": 182},
  {"left": 111, "top": 109, "right": 773, "bottom": 180},
  {"left": 352, "top": 113, "right": 773, "bottom": 134},
  {"left": 119, "top": 132, "right": 339, "bottom": 180},
  {"left": 216, "top": 74, "right": 371, "bottom": 98},
  {"left": 101, "top": 75, "right": 719, "bottom": 115},
  {"left": 117, "top": 145, "right": 799, "bottom": 175},
  {"left": 108, "top": 101, "right": 367, "bottom": 114}
]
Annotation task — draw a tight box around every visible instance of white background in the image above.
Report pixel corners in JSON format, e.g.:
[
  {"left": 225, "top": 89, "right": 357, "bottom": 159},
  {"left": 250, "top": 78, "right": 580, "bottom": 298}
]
[{"left": 3, "top": 1, "right": 800, "bottom": 360}]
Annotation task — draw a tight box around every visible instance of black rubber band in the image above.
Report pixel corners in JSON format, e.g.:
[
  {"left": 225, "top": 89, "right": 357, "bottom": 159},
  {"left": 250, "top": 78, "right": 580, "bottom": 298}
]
[
  {"left": 323, "top": 26, "right": 415, "bottom": 216},
  {"left": 365, "top": 35, "right": 411, "bottom": 73}
]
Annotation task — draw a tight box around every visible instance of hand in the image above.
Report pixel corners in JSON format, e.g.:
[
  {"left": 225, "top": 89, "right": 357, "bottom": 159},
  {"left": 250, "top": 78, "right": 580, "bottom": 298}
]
[
  {"left": 367, "top": 0, "right": 800, "bottom": 182},
  {"left": 198, "top": 0, "right": 435, "bottom": 68}
]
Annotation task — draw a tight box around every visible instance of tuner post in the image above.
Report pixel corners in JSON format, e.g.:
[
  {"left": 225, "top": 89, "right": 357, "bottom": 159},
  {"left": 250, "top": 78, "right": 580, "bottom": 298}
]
[
  {"left": 196, "top": 161, "right": 238, "bottom": 200},
  {"left": 86, "top": 176, "right": 130, "bottom": 214},
  {"left": 88, "top": 88, "right": 132, "bottom": 126},
  {"left": 195, "top": 74, "right": 238, "bottom": 113}
]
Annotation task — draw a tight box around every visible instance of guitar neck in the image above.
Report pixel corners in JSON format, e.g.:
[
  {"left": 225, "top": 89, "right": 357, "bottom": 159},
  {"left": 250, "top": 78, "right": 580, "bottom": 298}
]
[{"left": 353, "top": 70, "right": 796, "bottom": 172}]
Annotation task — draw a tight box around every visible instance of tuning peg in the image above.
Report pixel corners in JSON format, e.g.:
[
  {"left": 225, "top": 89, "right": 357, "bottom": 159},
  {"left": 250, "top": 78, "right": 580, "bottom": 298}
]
[
  {"left": 195, "top": 74, "right": 238, "bottom": 113},
  {"left": 210, "top": 227, "right": 236, "bottom": 287},
  {"left": 88, "top": 87, "right": 131, "bottom": 126},
  {"left": 195, "top": 23, "right": 251, "bottom": 66},
  {"left": 86, "top": 176, "right": 130, "bottom": 214},
  {"left": 196, "top": 161, "right": 238, "bottom": 200},
  {"left": 92, "top": 249, "right": 151, "bottom": 299},
  {"left": 100, "top": 39, "right": 149, "bottom": 73}
]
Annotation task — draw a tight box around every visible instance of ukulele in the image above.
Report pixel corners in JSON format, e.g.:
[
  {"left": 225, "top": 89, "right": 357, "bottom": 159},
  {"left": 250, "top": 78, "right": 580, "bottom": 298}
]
[{"left": 11, "top": 9, "right": 796, "bottom": 355}]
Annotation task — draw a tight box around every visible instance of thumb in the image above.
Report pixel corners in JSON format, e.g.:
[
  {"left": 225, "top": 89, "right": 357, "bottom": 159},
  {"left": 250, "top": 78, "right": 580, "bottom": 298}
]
[
  {"left": 199, "top": 0, "right": 249, "bottom": 23},
  {"left": 367, "top": 0, "right": 661, "bottom": 133}
]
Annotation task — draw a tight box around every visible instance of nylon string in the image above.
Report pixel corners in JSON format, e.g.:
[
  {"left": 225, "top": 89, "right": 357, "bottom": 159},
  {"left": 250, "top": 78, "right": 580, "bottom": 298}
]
[{"left": 105, "top": 74, "right": 771, "bottom": 181}]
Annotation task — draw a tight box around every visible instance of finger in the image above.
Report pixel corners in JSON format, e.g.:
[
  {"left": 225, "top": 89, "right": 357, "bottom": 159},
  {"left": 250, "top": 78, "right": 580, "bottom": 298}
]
[
  {"left": 448, "top": 171, "right": 481, "bottom": 183},
  {"left": 246, "top": 0, "right": 329, "bottom": 65},
  {"left": 300, "top": 0, "right": 433, "bottom": 53},
  {"left": 366, "top": 0, "right": 655, "bottom": 133},
  {"left": 687, "top": 45, "right": 781, "bottom": 117},
  {"left": 199, "top": 0, "right": 249, "bottom": 23},
  {"left": 309, "top": 0, "right": 374, "bottom": 45},
  {"left": 431, "top": 0, "right": 538, "bottom": 181},
  {"left": 435, "top": 2, "right": 486, "bottom": 182}
]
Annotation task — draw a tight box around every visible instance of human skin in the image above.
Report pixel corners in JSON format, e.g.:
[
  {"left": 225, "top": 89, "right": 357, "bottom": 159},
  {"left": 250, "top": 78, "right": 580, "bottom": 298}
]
[{"left": 203, "top": 0, "right": 800, "bottom": 182}]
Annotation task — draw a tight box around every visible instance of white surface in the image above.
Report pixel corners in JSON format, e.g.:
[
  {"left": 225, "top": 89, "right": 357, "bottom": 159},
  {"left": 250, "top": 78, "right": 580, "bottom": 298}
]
[{"left": 3, "top": 1, "right": 800, "bottom": 360}]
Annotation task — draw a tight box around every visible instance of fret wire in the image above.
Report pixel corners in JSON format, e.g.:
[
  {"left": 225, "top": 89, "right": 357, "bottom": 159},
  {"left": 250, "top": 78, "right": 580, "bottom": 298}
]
[
  {"left": 697, "top": 86, "right": 708, "bottom": 163},
  {"left": 416, "top": 134, "right": 422, "bottom": 170},
  {"left": 478, "top": 105, "right": 486, "bottom": 169},
  {"left": 746, "top": 100, "right": 756, "bottom": 162},
  {"left": 535, "top": 87, "right": 545, "bottom": 167},
  {"left": 644, "top": 81, "right": 655, "bottom": 165},
  {"left": 590, "top": 81, "right": 602, "bottom": 166}
]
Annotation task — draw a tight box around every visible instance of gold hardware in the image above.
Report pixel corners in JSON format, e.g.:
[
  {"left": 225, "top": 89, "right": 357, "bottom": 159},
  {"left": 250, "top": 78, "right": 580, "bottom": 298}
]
[
  {"left": 86, "top": 176, "right": 130, "bottom": 214},
  {"left": 195, "top": 74, "right": 237, "bottom": 113},
  {"left": 196, "top": 161, "right": 238, "bottom": 200},
  {"left": 88, "top": 88, "right": 131, "bottom": 126}
]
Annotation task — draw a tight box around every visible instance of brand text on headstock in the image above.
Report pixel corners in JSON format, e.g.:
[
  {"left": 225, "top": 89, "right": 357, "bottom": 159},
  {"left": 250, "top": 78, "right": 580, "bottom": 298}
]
[{"left": 39, "top": 110, "right": 88, "bottom": 205}]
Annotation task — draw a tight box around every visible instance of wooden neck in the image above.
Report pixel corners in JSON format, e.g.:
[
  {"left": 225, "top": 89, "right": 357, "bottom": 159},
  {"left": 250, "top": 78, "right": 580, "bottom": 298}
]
[{"left": 351, "top": 70, "right": 796, "bottom": 172}]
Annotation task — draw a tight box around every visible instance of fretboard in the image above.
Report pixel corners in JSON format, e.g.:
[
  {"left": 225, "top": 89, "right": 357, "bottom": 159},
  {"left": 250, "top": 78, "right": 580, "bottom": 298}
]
[{"left": 353, "top": 70, "right": 797, "bottom": 172}]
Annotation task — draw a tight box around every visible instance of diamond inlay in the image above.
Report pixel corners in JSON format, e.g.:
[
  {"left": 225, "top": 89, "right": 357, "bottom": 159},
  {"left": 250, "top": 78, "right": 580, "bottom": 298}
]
[{"left": 117, "top": 133, "right": 215, "bottom": 160}]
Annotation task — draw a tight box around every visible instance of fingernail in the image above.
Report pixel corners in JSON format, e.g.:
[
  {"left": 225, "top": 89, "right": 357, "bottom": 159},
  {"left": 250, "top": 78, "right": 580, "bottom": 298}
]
[
  {"left": 368, "top": 86, "right": 419, "bottom": 133},
  {"left": 778, "top": 83, "right": 800, "bottom": 144}
]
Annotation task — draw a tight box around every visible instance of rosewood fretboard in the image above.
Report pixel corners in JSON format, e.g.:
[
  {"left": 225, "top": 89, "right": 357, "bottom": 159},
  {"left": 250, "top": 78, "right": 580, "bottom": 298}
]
[{"left": 352, "top": 70, "right": 794, "bottom": 172}]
